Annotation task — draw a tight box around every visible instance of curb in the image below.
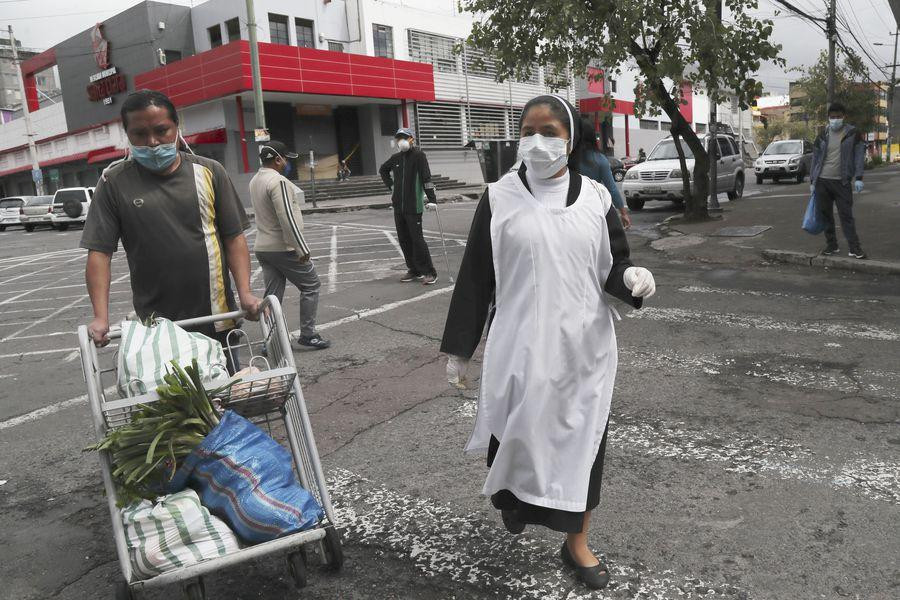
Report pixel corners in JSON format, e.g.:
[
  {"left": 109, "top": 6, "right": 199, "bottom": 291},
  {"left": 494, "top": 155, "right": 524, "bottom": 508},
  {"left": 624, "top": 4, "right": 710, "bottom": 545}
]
[
  {"left": 244, "top": 192, "right": 481, "bottom": 217},
  {"left": 761, "top": 249, "right": 900, "bottom": 276}
]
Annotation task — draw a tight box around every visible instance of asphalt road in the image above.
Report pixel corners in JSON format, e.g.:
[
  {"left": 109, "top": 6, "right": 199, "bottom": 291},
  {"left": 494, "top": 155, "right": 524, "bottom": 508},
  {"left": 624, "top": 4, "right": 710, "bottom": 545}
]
[{"left": 0, "top": 179, "right": 898, "bottom": 600}]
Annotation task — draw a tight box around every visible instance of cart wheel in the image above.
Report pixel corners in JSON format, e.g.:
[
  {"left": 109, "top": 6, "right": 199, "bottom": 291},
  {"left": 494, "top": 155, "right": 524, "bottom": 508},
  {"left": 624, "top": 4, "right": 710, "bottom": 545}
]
[
  {"left": 114, "top": 580, "right": 133, "bottom": 600},
  {"left": 183, "top": 579, "right": 206, "bottom": 600},
  {"left": 287, "top": 550, "right": 308, "bottom": 588},
  {"left": 322, "top": 525, "right": 344, "bottom": 571}
]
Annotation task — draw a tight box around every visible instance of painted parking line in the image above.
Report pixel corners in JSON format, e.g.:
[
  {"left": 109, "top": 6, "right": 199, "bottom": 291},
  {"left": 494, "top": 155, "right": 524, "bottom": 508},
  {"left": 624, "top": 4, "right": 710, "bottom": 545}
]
[
  {"left": 627, "top": 307, "right": 900, "bottom": 342},
  {"left": 331, "top": 468, "right": 747, "bottom": 600},
  {"left": 676, "top": 285, "right": 885, "bottom": 304}
]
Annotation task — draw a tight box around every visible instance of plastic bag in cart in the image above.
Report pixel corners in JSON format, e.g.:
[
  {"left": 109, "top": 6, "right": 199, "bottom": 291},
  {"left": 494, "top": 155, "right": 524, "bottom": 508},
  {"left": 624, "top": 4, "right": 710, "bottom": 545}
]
[
  {"left": 168, "top": 410, "right": 324, "bottom": 544},
  {"left": 121, "top": 488, "right": 241, "bottom": 580}
]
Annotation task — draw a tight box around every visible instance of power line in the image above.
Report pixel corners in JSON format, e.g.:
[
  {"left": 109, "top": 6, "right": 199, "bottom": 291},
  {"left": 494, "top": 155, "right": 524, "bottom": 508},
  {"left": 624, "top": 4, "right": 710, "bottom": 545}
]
[{"left": 767, "top": 0, "right": 827, "bottom": 23}]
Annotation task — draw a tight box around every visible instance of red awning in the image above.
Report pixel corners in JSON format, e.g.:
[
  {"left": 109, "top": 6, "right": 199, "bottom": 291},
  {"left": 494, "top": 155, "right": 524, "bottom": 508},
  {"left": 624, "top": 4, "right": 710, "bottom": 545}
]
[
  {"left": 87, "top": 146, "right": 127, "bottom": 164},
  {"left": 183, "top": 128, "right": 227, "bottom": 145}
]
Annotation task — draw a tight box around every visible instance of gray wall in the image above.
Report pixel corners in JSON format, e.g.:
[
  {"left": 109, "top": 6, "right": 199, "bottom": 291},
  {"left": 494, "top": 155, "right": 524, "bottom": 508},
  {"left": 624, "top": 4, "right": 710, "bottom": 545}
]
[{"left": 57, "top": 1, "right": 194, "bottom": 131}]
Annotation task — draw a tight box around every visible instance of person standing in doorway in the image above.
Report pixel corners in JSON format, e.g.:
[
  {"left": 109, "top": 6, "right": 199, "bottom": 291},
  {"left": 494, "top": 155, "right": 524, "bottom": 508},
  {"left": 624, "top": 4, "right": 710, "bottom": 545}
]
[
  {"left": 810, "top": 102, "right": 867, "bottom": 259},
  {"left": 379, "top": 127, "right": 438, "bottom": 285},
  {"left": 81, "top": 90, "right": 260, "bottom": 372},
  {"left": 249, "top": 141, "right": 331, "bottom": 350}
]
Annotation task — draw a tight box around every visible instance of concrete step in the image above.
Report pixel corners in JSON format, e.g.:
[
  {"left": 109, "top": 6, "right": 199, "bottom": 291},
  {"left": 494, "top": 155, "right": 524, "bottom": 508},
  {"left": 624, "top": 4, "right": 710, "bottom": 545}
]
[{"left": 292, "top": 175, "right": 467, "bottom": 202}]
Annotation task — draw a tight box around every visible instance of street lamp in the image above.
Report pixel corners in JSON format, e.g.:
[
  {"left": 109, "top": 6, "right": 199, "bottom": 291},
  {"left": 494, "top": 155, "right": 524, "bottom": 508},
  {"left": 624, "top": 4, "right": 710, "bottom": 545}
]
[{"left": 874, "top": 33, "right": 898, "bottom": 162}]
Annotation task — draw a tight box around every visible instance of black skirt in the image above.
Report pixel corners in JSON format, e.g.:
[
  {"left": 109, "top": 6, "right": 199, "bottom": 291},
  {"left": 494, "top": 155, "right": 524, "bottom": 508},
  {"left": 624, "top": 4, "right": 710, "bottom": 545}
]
[{"left": 486, "top": 423, "right": 609, "bottom": 534}]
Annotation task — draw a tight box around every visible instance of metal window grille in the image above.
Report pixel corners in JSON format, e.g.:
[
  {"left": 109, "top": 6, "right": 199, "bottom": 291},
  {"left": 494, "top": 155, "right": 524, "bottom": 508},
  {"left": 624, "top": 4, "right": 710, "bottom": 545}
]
[
  {"left": 225, "top": 17, "right": 240, "bottom": 42},
  {"left": 295, "top": 19, "right": 314, "bottom": 48},
  {"left": 467, "top": 104, "right": 507, "bottom": 141},
  {"left": 544, "top": 65, "right": 569, "bottom": 92},
  {"left": 269, "top": 14, "right": 289, "bottom": 45},
  {"left": 373, "top": 24, "right": 394, "bottom": 58},
  {"left": 415, "top": 102, "right": 463, "bottom": 148},
  {"left": 639, "top": 119, "right": 659, "bottom": 130},
  {"left": 463, "top": 45, "right": 497, "bottom": 79},
  {"left": 328, "top": 41, "right": 344, "bottom": 52},
  {"left": 408, "top": 30, "right": 457, "bottom": 74}
]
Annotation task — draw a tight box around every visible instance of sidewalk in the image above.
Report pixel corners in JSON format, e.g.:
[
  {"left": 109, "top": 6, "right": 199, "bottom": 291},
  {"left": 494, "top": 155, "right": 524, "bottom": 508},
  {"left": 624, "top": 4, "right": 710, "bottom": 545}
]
[
  {"left": 297, "top": 185, "right": 485, "bottom": 215},
  {"left": 652, "top": 165, "right": 900, "bottom": 276}
]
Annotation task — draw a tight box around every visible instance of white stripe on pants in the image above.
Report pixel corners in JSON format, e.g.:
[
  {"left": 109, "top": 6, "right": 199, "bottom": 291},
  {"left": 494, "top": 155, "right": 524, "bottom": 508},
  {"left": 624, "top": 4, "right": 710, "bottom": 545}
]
[{"left": 256, "top": 251, "right": 321, "bottom": 337}]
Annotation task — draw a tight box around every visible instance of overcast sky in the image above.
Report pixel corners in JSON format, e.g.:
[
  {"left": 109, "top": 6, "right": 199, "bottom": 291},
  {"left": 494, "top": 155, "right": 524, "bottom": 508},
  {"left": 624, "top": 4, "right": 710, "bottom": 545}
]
[{"left": 1, "top": 0, "right": 896, "bottom": 95}]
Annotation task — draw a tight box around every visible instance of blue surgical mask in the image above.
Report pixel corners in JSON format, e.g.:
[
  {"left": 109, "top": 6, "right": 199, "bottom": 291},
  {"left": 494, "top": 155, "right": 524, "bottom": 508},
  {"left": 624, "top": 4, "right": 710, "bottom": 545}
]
[
  {"left": 829, "top": 118, "right": 844, "bottom": 131},
  {"left": 282, "top": 161, "right": 293, "bottom": 177},
  {"left": 130, "top": 142, "right": 178, "bottom": 172}
]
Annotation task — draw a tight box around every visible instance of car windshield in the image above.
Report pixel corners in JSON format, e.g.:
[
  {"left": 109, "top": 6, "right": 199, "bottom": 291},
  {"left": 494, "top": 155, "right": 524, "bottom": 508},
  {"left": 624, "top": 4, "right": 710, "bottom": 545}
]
[
  {"left": 0, "top": 198, "right": 23, "bottom": 208},
  {"left": 647, "top": 140, "right": 695, "bottom": 160},
  {"left": 764, "top": 141, "right": 802, "bottom": 155},
  {"left": 54, "top": 190, "right": 84, "bottom": 204},
  {"left": 29, "top": 196, "right": 52, "bottom": 206}
]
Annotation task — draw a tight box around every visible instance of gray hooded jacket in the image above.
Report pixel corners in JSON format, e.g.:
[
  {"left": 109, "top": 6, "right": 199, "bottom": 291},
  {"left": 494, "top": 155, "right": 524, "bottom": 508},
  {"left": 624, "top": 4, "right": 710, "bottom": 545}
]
[{"left": 810, "top": 124, "right": 866, "bottom": 186}]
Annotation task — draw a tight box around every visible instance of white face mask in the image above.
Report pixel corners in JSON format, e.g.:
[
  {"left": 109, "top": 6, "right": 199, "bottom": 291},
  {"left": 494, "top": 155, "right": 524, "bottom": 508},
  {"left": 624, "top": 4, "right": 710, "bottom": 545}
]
[
  {"left": 829, "top": 118, "right": 844, "bottom": 131},
  {"left": 518, "top": 133, "right": 569, "bottom": 179},
  {"left": 397, "top": 139, "right": 411, "bottom": 152}
]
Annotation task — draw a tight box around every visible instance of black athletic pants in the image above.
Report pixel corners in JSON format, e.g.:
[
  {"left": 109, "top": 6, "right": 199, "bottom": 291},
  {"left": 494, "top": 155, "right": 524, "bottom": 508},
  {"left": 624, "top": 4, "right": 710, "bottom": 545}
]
[
  {"left": 394, "top": 211, "right": 436, "bottom": 277},
  {"left": 815, "top": 178, "right": 861, "bottom": 251}
]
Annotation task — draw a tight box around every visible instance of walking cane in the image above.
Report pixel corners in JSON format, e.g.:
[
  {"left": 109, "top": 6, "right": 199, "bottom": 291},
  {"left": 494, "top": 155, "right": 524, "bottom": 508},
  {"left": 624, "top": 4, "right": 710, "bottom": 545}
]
[{"left": 426, "top": 202, "right": 454, "bottom": 283}]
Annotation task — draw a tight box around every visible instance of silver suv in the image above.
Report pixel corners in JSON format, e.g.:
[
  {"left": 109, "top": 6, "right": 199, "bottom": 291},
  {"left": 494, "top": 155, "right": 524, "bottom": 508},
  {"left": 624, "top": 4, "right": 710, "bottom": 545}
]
[
  {"left": 754, "top": 139, "right": 813, "bottom": 184},
  {"left": 622, "top": 134, "right": 745, "bottom": 210}
]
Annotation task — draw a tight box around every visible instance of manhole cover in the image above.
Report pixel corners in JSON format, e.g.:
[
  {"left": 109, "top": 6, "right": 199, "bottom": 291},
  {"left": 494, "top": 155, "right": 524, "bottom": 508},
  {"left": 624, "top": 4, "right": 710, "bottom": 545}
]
[{"left": 711, "top": 225, "right": 772, "bottom": 237}]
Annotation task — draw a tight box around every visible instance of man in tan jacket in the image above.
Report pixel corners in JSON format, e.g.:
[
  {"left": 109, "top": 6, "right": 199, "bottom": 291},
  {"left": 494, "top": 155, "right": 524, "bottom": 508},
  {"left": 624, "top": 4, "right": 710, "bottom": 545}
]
[{"left": 249, "top": 141, "right": 330, "bottom": 350}]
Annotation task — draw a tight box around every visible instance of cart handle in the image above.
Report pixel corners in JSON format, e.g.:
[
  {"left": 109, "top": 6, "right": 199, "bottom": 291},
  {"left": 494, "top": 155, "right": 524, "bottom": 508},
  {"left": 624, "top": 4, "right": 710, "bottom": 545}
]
[{"left": 104, "top": 309, "right": 248, "bottom": 341}]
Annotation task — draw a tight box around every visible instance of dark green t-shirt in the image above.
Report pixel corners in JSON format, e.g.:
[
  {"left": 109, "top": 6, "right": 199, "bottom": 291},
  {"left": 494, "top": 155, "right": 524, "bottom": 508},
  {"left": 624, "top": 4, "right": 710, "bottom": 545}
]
[{"left": 80, "top": 153, "right": 249, "bottom": 334}]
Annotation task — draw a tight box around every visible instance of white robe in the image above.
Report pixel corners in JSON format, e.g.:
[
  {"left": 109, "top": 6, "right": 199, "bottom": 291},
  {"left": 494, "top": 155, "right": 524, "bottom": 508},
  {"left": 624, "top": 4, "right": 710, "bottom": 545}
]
[{"left": 466, "top": 171, "right": 618, "bottom": 512}]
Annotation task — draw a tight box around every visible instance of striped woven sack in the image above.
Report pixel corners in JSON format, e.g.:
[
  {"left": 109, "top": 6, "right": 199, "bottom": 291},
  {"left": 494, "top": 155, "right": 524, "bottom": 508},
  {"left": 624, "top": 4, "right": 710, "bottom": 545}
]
[
  {"left": 116, "top": 318, "right": 230, "bottom": 398},
  {"left": 167, "top": 410, "right": 324, "bottom": 544},
  {"left": 120, "top": 488, "right": 240, "bottom": 580}
]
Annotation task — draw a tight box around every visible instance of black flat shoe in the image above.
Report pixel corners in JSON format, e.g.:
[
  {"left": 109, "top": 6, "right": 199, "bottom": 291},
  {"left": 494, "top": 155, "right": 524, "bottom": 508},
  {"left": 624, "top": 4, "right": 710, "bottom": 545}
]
[
  {"left": 500, "top": 509, "right": 525, "bottom": 534},
  {"left": 560, "top": 542, "right": 610, "bottom": 590}
]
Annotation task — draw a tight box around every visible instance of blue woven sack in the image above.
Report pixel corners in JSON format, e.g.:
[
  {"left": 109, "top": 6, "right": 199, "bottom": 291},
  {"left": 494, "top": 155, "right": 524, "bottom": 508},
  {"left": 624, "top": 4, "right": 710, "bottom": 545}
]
[
  {"left": 802, "top": 191, "right": 825, "bottom": 235},
  {"left": 169, "top": 410, "right": 323, "bottom": 544}
]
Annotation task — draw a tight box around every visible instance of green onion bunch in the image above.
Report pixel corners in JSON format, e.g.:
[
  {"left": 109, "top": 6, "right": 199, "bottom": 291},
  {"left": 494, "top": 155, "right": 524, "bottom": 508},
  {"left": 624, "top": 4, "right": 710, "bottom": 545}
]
[{"left": 87, "top": 359, "right": 231, "bottom": 505}]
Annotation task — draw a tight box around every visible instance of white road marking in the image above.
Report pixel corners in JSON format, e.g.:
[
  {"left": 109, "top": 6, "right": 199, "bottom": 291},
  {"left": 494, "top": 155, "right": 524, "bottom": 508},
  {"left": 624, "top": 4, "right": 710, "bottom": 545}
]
[
  {"left": 328, "top": 226, "right": 338, "bottom": 294},
  {"left": 0, "top": 253, "right": 86, "bottom": 288},
  {"left": 677, "top": 285, "right": 884, "bottom": 304},
  {"left": 383, "top": 230, "right": 404, "bottom": 260},
  {"left": 628, "top": 307, "right": 900, "bottom": 342},
  {"left": 63, "top": 350, "right": 81, "bottom": 363},
  {"left": 305, "top": 285, "right": 454, "bottom": 334},
  {"left": 0, "top": 249, "right": 80, "bottom": 271},
  {"left": 0, "top": 347, "right": 79, "bottom": 359},
  {"left": 0, "top": 385, "right": 116, "bottom": 431},
  {"left": 330, "top": 468, "right": 742, "bottom": 600}
]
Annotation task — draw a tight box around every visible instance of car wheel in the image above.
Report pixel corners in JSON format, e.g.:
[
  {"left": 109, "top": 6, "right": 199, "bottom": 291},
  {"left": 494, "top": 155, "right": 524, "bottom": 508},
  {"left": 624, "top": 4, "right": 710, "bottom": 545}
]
[
  {"left": 57, "top": 223, "right": 69, "bottom": 231},
  {"left": 626, "top": 198, "right": 645, "bottom": 211},
  {"left": 773, "top": 176, "right": 780, "bottom": 183},
  {"left": 63, "top": 198, "right": 83, "bottom": 219},
  {"left": 613, "top": 169, "right": 626, "bottom": 182},
  {"left": 24, "top": 225, "right": 34, "bottom": 232},
  {"left": 756, "top": 175, "right": 763, "bottom": 185},
  {"left": 0, "top": 225, "right": 5, "bottom": 232},
  {"left": 796, "top": 169, "right": 805, "bottom": 184},
  {"left": 727, "top": 175, "right": 744, "bottom": 200}
]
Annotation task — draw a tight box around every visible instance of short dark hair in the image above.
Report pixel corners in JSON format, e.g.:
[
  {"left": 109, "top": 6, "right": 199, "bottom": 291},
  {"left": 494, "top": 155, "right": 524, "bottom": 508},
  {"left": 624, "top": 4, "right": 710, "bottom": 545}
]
[
  {"left": 121, "top": 90, "right": 179, "bottom": 130},
  {"left": 827, "top": 102, "right": 847, "bottom": 115}
]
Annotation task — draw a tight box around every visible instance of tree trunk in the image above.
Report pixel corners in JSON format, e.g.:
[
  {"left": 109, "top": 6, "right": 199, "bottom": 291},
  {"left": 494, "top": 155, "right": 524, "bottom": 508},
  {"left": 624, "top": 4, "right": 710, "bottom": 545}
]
[{"left": 670, "top": 129, "right": 692, "bottom": 201}]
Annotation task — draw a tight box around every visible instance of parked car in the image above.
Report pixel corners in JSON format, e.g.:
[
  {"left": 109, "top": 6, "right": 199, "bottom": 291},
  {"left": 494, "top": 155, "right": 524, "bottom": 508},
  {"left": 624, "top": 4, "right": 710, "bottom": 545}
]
[
  {"left": 50, "top": 187, "right": 94, "bottom": 230},
  {"left": 608, "top": 156, "right": 627, "bottom": 182},
  {"left": 754, "top": 139, "right": 812, "bottom": 184},
  {"left": 622, "top": 134, "right": 745, "bottom": 210},
  {"left": 19, "top": 195, "right": 56, "bottom": 232},
  {"left": 0, "top": 196, "right": 32, "bottom": 231}
]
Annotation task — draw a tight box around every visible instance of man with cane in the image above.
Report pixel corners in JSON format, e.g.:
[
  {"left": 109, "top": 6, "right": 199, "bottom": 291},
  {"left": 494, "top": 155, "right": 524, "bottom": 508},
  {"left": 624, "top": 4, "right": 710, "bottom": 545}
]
[{"left": 379, "top": 127, "right": 439, "bottom": 285}]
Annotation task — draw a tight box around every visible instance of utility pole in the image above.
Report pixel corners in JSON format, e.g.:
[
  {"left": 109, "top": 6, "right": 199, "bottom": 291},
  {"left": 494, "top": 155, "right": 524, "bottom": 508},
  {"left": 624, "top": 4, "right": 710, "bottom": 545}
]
[
  {"left": 708, "top": 0, "right": 722, "bottom": 212},
  {"left": 888, "top": 31, "right": 898, "bottom": 163},
  {"left": 245, "top": 0, "right": 266, "bottom": 131},
  {"left": 826, "top": 0, "right": 837, "bottom": 105},
  {"left": 8, "top": 26, "right": 44, "bottom": 195}
]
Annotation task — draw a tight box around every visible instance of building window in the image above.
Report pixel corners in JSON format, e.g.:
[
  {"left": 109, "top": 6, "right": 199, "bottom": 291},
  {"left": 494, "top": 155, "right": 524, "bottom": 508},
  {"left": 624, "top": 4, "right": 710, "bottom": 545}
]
[
  {"left": 695, "top": 122, "right": 707, "bottom": 133},
  {"left": 372, "top": 24, "right": 393, "bottom": 58},
  {"left": 408, "top": 30, "right": 457, "bottom": 74},
  {"left": 328, "top": 41, "right": 344, "bottom": 52},
  {"left": 465, "top": 45, "right": 498, "bottom": 80},
  {"left": 225, "top": 17, "right": 241, "bottom": 42},
  {"left": 415, "top": 102, "right": 463, "bottom": 148},
  {"left": 639, "top": 119, "right": 659, "bottom": 130},
  {"left": 269, "top": 13, "right": 289, "bottom": 45},
  {"left": 544, "top": 65, "right": 569, "bottom": 91},
  {"left": 380, "top": 105, "right": 399, "bottom": 136},
  {"left": 295, "top": 18, "right": 314, "bottom": 48},
  {"left": 208, "top": 24, "right": 222, "bottom": 48},
  {"left": 609, "top": 79, "right": 617, "bottom": 93},
  {"left": 164, "top": 50, "right": 182, "bottom": 64}
]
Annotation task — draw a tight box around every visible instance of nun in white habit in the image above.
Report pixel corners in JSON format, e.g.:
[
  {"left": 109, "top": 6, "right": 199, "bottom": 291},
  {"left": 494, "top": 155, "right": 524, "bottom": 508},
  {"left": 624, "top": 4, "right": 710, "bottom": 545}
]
[{"left": 440, "top": 95, "right": 656, "bottom": 591}]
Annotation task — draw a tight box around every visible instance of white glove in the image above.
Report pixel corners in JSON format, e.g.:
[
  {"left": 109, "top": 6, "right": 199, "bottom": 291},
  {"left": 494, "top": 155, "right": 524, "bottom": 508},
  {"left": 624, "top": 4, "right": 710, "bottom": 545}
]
[
  {"left": 853, "top": 180, "right": 864, "bottom": 193},
  {"left": 623, "top": 266, "right": 656, "bottom": 298},
  {"left": 446, "top": 355, "right": 469, "bottom": 389}
]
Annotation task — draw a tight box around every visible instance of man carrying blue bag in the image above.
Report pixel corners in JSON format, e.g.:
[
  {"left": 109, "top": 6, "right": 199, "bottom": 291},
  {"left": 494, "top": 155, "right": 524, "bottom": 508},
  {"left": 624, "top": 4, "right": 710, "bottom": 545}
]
[{"left": 808, "top": 102, "right": 867, "bottom": 259}]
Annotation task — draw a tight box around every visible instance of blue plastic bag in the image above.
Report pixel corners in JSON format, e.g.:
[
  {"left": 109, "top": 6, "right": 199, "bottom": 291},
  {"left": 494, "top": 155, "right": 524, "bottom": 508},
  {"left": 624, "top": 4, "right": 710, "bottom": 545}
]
[
  {"left": 802, "top": 191, "right": 825, "bottom": 234},
  {"left": 169, "top": 410, "right": 324, "bottom": 544}
]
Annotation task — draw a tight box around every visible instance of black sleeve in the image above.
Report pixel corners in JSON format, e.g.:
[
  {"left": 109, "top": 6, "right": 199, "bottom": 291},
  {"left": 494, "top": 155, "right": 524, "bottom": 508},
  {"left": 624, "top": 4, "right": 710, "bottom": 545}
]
[
  {"left": 419, "top": 151, "right": 437, "bottom": 202},
  {"left": 440, "top": 189, "right": 495, "bottom": 359},
  {"left": 379, "top": 157, "right": 394, "bottom": 189},
  {"left": 604, "top": 205, "right": 642, "bottom": 309}
]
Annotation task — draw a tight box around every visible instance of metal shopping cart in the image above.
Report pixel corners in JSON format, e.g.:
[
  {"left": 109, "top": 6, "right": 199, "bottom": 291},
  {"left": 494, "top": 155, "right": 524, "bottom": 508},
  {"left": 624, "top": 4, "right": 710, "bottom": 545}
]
[{"left": 78, "top": 296, "right": 343, "bottom": 600}]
